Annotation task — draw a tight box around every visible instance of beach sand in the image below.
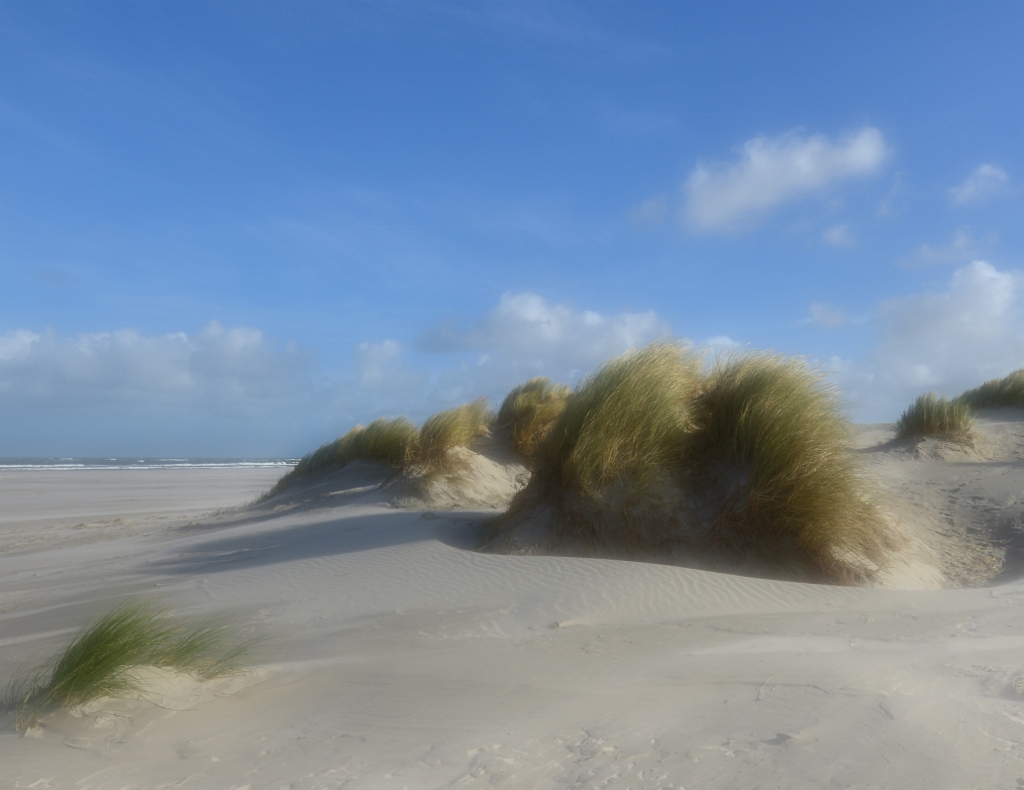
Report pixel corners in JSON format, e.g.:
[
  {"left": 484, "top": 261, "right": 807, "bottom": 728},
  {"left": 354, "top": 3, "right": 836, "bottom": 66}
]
[{"left": 3, "top": 413, "right": 1024, "bottom": 788}]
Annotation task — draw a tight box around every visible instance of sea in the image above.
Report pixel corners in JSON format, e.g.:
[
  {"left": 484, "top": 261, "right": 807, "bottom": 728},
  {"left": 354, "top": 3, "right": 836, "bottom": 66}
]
[{"left": 0, "top": 458, "right": 298, "bottom": 471}]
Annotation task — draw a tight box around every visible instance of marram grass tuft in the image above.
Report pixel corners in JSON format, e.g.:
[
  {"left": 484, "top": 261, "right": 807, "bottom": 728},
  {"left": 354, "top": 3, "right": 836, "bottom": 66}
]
[
  {"left": 413, "top": 398, "right": 493, "bottom": 470},
  {"left": 688, "top": 353, "right": 889, "bottom": 581},
  {"left": 956, "top": 369, "right": 1024, "bottom": 410},
  {"left": 894, "top": 392, "right": 975, "bottom": 443},
  {"left": 534, "top": 342, "right": 701, "bottom": 497},
  {"left": 265, "top": 399, "right": 496, "bottom": 496},
  {"left": 267, "top": 417, "right": 418, "bottom": 495},
  {"left": 496, "top": 378, "right": 570, "bottom": 461},
  {"left": 3, "top": 601, "right": 260, "bottom": 731}
]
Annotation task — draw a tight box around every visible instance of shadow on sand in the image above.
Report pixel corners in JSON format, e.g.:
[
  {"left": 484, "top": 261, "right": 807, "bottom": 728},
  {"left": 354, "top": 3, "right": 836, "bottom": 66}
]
[{"left": 150, "top": 460, "right": 495, "bottom": 578}]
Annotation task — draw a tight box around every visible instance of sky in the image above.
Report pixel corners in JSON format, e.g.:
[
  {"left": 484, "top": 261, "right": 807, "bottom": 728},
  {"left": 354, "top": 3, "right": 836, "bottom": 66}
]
[{"left": 2, "top": 0, "right": 1024, "bottom": 456}]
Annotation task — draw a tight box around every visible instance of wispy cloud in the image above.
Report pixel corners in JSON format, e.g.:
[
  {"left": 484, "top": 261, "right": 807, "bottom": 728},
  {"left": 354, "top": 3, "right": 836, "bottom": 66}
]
[
  {"left": 901, "top": 226, "right": 993, "bottom": 267},
  {"left": 331, "top": 293, "right": 680, "bottom": 417},
  {"left": 806, "top": 302, "right": 850, "bottom": 328},
  {"left": 418, "top": 292, "right": 671, "bottom": 372},
  {"left": 821, "top": 223, "right": 855, "bottom": 248},
  {"left": 409, "top": 0, "right": 664, "bottom": 59},
  {"left": 949, "top": 164, "right": 1011, "bottom": 206},
  {"left": 628, "top": 196, "right": 670, "bottom": 227},
  {"left": 876, "top": 173, "right": 909, "bottom": 218},
  {"left": 353, "top": 339, "right": 429, "bottom": 396},
  {"left": 0, "top": 322, "right": 308, "bottom": 409},
  {"left": 832, "top": 260, "right": 1024, "bottom": 420},
  {"left": 683, "top": 127, "right": 889, "bottom": 232}
]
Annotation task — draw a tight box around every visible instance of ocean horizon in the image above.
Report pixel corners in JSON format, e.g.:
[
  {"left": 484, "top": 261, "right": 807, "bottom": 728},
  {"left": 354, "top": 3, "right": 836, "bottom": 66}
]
[{"left": 0, "top": 457, "right": 298, "bottom": 471}]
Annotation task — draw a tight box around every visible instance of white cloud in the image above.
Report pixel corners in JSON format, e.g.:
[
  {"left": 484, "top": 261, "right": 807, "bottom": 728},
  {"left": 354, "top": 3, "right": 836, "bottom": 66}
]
[
  {"left": 822, "top": 223, "right": 855, "bottom": 247},
  {"left": 949, "top": 164, "right": 1011, "bottom": 206},
  {"left": 0, "top": 329, "right": 42, "bottom": 363},
  {"left": 833, "top": 261, "right": 1024, "bottom": 421},
  {"left": 683, "top": 127, "right": 888, "bottom": 232},
  {"left": 903, "top": 227, "right": 990, "bottom": 267},
  {"left": 875, "top": 260, "right": 1023, "bottom": 388},
  {"left": 807, "top": 302, "right": 849, "bottom": 328},
  {"left": 419, "top": 292, "right": 672, "bottom": 372},
  {"left": 407, "top": 293, "right": 676, "bottom": 406},
  {"left": 0, "top": 322, "right": 307, "bottom": 408},
  {"left": 702, "top": 335, "right": 741, "bottom": 349}
]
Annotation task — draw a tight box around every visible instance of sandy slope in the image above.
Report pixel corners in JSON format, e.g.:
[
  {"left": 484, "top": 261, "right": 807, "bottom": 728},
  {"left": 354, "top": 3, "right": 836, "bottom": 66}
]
[{"left": 3, "top": 415, "right": 1024, "bottom": 788}]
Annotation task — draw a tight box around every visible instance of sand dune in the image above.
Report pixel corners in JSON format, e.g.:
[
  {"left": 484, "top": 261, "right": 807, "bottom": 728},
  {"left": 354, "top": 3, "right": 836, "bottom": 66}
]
[{"left": 3, "top": 414, "right": 1024, "bottom": 788}]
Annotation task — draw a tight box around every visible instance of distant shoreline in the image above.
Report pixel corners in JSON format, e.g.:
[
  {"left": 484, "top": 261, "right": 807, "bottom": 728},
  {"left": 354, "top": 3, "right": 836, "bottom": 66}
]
[{"left": 0, "top": 457, "right": 297, "bottom": 471}]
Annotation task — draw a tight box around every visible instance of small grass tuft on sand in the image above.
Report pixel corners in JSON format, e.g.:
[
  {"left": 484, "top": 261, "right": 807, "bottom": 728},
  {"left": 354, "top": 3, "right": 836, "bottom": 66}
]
[
  {"left": 413, "top": 398, "right": 493, "bottom": 471},
  {"left": 3, "top": 601, "right": 259, "bottom": 731},
  {"left": 956, "top": 369, "right": 1024, "bottom": 410},
  {"left": 496, "top": 378, "right": 571, "bottom": 461},
  {"left": 894, "top": 392, "right": 975, "bottom": 443}
]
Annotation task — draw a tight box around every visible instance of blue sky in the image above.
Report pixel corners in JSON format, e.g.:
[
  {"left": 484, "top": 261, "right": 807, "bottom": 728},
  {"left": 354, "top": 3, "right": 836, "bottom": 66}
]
[{"left": 3, "top": 1, "right": 1023, "bottom": 456}]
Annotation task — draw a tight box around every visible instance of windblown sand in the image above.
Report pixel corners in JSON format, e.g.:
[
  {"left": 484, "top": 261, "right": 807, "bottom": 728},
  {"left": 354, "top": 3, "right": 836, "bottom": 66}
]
[{"left": 3, "top": 412, "right": 1024, "bottom": 788}]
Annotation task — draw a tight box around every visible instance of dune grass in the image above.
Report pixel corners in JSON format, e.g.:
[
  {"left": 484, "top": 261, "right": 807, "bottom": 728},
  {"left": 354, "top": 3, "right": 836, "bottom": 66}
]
[
  {"left": 488, "top": 344, "right": 890, "bottom": 583},
  {"left": 956, "top": 369, "right": 1024, "bottom": 409},
  {"left": 688, "top": 353, "right": 888, "bottom": 580},
  {"left": 495, "top": 378, "right": 570, "bottom": 461},
  {"left": 534, "top": 342, "right": 702, "bottom": 499},
  {"left": 266, "top": 400, "right": 498, "bottom": 497},
  {"left": 413, "top": 397, "right": 493, "bottom": 471},
  {"left": 894, "top": 392, "right": 975, "bottom": 443},
  {"left": 300, "top": 416, "right": 418, "bottom": 473},
  {"left": 4, "top": 601, "right": 259, "bottom": 731},
  {"left": 267, "top": 416, "right": 418, "bottom": 495}
]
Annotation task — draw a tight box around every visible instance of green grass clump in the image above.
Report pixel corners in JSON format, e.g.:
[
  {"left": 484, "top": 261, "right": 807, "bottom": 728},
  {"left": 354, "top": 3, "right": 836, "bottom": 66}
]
[
  {"left": 956, "top": 369, "right": 1024, "bottom": 409},
  {"left": 894, "top": 392, "right": 975, "bottom": 443},
  {"left": 268, "top": 417, "right": 418, "bottom": 495},
  {"left": 535, "top": 342, "right": 701, "bottom": 497},
  {"left": 4, "top": 601, "right": 258, "bottom": 731},
  {"left": 495, "top": 378, "right": 570, "bottom": 461},
  {"left": 689, "top": 353, "right": 888, "bottom": 581},
  {"left": 413, "top": 398, "right": 493, "bottom": 470}
]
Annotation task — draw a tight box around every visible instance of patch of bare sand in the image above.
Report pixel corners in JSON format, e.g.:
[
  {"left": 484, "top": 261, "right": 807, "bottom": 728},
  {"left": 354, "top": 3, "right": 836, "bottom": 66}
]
[
  {"left": 857, "top": 408, "right": 1024, "bottom": 588},
  {"left": 384, "top": 433, "right": 529, "bottom": 511}
]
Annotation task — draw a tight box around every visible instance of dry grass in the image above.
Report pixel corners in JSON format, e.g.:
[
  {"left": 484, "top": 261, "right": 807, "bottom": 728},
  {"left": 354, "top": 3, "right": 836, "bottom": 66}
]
[
  {"left": 894, "top": 392, "right": 975, "bottom": 443},
  {"left": 535, "top": 342, "right": 701, "bottom": 498},
  {"left": 488, "top": 343, "right": 702, "bottom": 550},
  {"left": 496, "top": 378, "right": 570, "bottom": 461},
  {"left": 413, "top": 398, "right": 493, "bottom": 471},
  {"left": 956, "top": 369, "right": 1024, "bottom": 409},
  {"left": 487, "top": 345, "right": 891, "bottom": 584},
  {"left": 266, "top": 400, "right": 497, "bottom": 498},
  {"left": 4, "top": 601, "right": 259, "bottom": 731},
  {"left": 267, "top": 417, "right": 418, "bottom": 495},
  {"left": 688, "top": 353, "right": 888, "bottom": 581}
]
